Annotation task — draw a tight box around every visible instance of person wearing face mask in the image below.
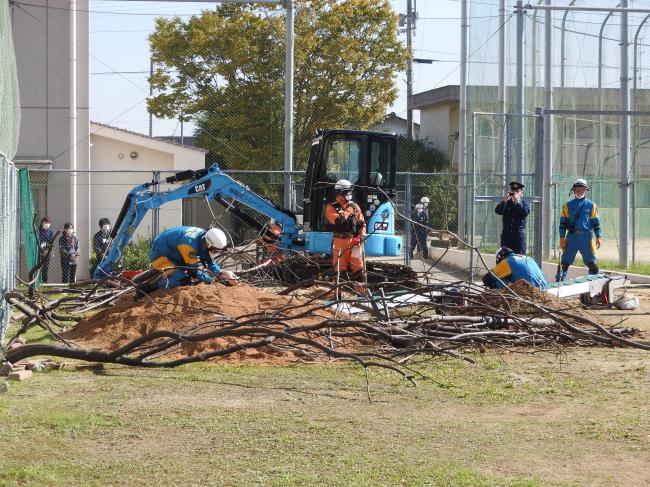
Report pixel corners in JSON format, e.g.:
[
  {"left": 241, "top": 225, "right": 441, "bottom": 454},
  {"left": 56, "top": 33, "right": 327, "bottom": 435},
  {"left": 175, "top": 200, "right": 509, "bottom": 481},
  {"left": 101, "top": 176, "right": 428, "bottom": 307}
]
[
  {"left": 59, "top": 223, "right": 79, "bottom": 283},
  {"left": 495, "top": 181, "right": 530, "bottom": 255},
  {"left": 409, "top": 203, "right": 429, "bottom": 259},
  {"left": 325, "top": 179, "right": 366, "bottom": 279},
  {"left": 38, "top": 217, "right": 55, "bottom": 283},
  {"left": 148, "top": 226, "right": 237, "bottom": 289},
  {"left": 92, "top": 218, "right": 112, "bottom": 274},
  {"left": 556, "top": 178, "right": 602, "bottom": 281}
]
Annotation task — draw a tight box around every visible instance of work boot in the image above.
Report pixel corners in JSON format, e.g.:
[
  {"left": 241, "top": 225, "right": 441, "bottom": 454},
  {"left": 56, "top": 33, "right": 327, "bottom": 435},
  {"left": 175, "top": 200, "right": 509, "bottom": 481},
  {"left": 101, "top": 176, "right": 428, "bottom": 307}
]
[{"left": 555, "top": 263, "right": 569, "bottom": 282}]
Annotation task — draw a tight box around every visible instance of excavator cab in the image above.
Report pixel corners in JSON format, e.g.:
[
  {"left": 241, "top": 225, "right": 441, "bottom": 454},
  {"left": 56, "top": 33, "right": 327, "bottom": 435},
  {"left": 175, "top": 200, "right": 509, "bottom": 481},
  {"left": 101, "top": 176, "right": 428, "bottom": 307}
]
[{"left": 302, "top": 130, "right": 401, "bottom": 256}]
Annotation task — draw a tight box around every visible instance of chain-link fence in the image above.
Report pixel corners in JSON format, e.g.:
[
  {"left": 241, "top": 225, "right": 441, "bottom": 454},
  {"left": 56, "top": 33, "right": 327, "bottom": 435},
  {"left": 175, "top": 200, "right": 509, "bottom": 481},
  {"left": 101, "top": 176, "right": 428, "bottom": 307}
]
[
  {"left": 21, "top": 168, "right": 473, "bottom": 282},
  {"left": 0, "top": 158, "right": 19, "bottom": 344},
  {"left": 467, "top": 0, "right": 650, "bottom": 267},
  {"left": 1, "top": 0, "right": 20, "bottom": 345}
]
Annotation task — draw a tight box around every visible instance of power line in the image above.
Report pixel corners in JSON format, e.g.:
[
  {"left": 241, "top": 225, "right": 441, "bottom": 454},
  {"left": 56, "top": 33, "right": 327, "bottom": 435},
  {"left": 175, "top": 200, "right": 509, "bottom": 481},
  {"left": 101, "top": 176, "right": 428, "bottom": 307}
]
[{"left": 92, "top": 71, "right": 151, "bottom": 75}]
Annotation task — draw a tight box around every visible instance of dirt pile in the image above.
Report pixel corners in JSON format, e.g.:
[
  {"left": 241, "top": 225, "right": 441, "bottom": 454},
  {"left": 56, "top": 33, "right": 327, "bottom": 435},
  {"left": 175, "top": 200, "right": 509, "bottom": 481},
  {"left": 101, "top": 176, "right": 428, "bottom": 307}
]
[
  {"left": 62, "top": 283, "right": 353, "bottom": 364},
  {"left": 486, "top": 280, "right": 607, "bottom": 327}
]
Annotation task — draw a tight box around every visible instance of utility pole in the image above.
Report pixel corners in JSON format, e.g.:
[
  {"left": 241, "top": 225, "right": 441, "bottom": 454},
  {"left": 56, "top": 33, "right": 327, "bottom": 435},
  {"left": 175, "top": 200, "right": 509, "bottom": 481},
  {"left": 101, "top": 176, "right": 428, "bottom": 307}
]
[
  {"left": 149, "top": 57, "right": 153, "bottom": 137},
  {"left": 406, "top": 0, "right": 415, "bottom": 139}
]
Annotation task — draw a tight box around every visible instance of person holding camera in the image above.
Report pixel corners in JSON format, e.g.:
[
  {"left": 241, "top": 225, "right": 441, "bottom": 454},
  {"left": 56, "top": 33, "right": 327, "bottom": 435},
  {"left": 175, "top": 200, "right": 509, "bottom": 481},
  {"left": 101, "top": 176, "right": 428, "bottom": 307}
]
[
  {"left": 556, "top": 178, "right": 602, "bottom": 282},
  {"left": 494, "top": 181, "right": 530, "bottom": 255}
]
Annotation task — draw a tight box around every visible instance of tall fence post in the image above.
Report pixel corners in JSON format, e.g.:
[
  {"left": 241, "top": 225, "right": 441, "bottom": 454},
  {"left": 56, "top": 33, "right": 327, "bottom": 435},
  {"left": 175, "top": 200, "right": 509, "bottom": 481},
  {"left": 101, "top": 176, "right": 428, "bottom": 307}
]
[
  {"left": 620, "top": 0, "right": 631, "bottom": 268},
  {"left": 632, "top": 180, "right": 636, "bottom": 264},
  {"left": 515, "top": 0, "right": 525, "bottom": 180},
  {"left": 283, "top": 0, "right": 295, "bottom": 212},
  {"left": 534, "top": 108, "right": 545, "bottom": 265},
  {"left": 404, "top": 172, "right": 412, "bottom": 267},
  {"left": 152, "top": 171, "right": 161, "bottom": 239},
  {"left": 469, "top": 113, "right": 478, "bottom": 282}
]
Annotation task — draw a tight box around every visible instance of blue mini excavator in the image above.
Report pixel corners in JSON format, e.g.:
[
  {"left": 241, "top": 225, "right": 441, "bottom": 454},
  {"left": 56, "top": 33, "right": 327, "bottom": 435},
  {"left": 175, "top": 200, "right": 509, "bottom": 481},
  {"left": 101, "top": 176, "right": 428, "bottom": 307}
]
[{"left": 94, "top": 129, "right": 407, "bottom": 281}]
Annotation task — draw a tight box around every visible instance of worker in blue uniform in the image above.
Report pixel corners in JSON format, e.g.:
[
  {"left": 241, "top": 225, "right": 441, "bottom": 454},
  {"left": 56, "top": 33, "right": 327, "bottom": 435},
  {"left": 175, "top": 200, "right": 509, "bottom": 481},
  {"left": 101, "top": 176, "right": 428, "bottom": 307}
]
[
  {"left": 149, "top": 226, "right": 237, "bottom": 289},
  {"left": 556, "top": 178, "right": 602, "bottom": 282},
  {"left": 483, "top": 247, "right": 548, "bottom": 290},
  {"left": 495, "top": 181, "right": 530, "bottom": 255}
]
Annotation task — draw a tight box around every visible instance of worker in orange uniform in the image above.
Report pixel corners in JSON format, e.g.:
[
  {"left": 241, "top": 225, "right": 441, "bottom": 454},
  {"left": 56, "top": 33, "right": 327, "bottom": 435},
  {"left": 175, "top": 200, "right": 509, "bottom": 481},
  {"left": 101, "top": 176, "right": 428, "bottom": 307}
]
[{"left": 325, "top": 179, "right": 367, "bottom": 280}]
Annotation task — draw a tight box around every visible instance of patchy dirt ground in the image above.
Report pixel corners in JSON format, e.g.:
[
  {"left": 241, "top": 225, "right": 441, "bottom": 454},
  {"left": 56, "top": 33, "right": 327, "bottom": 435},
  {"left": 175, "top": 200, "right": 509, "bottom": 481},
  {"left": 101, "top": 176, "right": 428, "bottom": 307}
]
[{"left": 595, "top": 285, "right": 650, "bottom": 332}]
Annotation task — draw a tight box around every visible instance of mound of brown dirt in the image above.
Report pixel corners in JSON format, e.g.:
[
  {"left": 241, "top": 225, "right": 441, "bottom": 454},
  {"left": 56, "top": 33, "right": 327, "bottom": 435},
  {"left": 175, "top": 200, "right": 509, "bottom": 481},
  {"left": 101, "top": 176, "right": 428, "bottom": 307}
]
[
  {"left": 62, "top": 283, "right": 355, "bottom": 364},
  {"left": 488, "top": 280, "right": 607, "bottom": 327}
]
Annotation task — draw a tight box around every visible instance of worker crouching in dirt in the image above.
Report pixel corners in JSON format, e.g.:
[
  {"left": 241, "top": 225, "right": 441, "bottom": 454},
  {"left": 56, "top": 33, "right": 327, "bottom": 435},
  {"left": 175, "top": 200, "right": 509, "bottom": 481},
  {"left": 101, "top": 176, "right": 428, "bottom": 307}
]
[
  {"left": 483, "top": 247, "right": 548, "bottom": 290},
  {"left": 325, "top": 179, "right": 367, "bottom": 280},
  {"left": 147, "top": 226, "right": 238, "bottom": 290},
  {"left": 556, "top": 178, "right": 602, "bottom": 282}
]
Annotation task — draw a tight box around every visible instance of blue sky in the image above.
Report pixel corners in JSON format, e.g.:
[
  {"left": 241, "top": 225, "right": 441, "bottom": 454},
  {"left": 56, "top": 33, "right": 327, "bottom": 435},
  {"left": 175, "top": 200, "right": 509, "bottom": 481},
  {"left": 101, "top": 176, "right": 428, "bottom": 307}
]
[{"left": 90, "top": 0, "right": 462, "bottom": 136}]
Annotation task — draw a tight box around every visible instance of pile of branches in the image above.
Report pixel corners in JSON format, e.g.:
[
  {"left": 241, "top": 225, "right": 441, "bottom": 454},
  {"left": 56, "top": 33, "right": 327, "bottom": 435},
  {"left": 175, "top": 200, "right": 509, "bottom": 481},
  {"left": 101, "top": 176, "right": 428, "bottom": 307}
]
[{"left": 3, "top": 273, "right": 648, "bottom": 385}]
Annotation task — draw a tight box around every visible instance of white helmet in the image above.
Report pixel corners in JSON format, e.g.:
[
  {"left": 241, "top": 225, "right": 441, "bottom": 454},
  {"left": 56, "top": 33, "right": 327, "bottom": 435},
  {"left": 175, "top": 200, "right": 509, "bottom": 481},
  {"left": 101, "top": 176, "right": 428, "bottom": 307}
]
[
  {"left": 203, "top": 227, "right": 228, "bottom": 252},
  {"left": 572, "top": 178, "right": 588, "bottom": 190},
  {"left": 415, "top": 203, "right": 424, "bottom": 210},
  {"left": 420, "top": 196, "right": 430, "bottom": 205},
  {"left": 334, "top": 179, "right": 354, "bottom": 194},
  {"left": 613, "top": 293, "right": 639, "bottom": 310}
]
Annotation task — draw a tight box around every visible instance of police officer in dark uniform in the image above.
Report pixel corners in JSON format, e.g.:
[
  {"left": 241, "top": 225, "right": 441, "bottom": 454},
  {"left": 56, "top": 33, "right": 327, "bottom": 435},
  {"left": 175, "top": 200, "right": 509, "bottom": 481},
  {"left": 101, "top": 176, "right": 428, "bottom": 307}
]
[{"left": 495, "top": 181, "right": 530, "bottom": 255}]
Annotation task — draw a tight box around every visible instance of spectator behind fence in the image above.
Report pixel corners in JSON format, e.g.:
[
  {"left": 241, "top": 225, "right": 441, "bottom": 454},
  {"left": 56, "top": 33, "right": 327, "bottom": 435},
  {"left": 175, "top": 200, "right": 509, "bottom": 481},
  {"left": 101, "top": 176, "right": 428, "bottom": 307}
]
[
  {"left": 92, "top": 217, "right": 111, "bottom": 274},
  {"left": 59, "top": 223, "right": 79, "bottom": 283},
  {"left": 38, "top": 216, "right": 54, "bottom": 283}
]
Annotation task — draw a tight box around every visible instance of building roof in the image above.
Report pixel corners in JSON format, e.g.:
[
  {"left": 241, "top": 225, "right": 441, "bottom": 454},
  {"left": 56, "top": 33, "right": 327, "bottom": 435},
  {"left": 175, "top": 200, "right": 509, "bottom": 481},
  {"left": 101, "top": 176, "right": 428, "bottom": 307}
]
[
  {"left": 372, "top": 112, "right": 420, "bottom": 129},
  {"left": 410, "top": 85, "right": 650, "bottom": 110},
  {"left": 90, "top": 121, "right": 208, "bottom": 153},
  {"left": 410, "top": 85, "right": 460, "bottom": 110},
  {"left": 156, "top": 135, "right": 198, "bottom": 147}
]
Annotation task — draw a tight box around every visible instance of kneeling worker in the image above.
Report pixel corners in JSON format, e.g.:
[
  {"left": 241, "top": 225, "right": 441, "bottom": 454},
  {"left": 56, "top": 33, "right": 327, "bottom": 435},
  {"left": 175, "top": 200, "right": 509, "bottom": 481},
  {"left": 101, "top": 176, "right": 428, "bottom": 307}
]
[
  {"left": 325, "top": 179, "right": 366, "bottom": 279},
  {"left": 149, "top": 226, "right": 237, "bottom": 289},
  {"left": 483, "top": 247, "right": 548, "bottom": 290}
]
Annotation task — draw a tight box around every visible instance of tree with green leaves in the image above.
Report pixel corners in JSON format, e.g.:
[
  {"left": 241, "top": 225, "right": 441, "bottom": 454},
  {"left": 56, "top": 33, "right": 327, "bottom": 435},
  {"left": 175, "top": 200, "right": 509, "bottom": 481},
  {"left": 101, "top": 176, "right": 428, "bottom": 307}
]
[{"left": 148, "top": 0, "right": 408, "bottom": 169}]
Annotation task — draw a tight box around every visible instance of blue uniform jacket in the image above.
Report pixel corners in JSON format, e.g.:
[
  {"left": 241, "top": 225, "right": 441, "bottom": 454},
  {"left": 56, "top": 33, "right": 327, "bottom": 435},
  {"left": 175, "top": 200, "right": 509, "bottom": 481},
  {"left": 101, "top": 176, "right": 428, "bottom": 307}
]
[
  {"left": 149, "top": 226, "right": 220, "bottom": 284},
  {"left": 495, "top": 199, "right": 530, "bottom": 233},
  {"left": 559, "top": 197, "right": 601, "bottom": 238},
  {"left": 491, "top": 254, "right": 548, "bottom": 290}
]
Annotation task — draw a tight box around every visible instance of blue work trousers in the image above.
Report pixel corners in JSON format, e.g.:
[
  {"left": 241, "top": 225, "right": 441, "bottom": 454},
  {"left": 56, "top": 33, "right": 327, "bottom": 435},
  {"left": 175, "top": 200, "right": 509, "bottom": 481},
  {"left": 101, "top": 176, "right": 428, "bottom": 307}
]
[
  {"left": 562, "top": 232, "right": 596, "bottom": 267},
  {"left": 157, "top": 269, "right": 191, "bottom": 289},
  {"left": 500, "top": 230, "right": 526, "bottom": 255}
]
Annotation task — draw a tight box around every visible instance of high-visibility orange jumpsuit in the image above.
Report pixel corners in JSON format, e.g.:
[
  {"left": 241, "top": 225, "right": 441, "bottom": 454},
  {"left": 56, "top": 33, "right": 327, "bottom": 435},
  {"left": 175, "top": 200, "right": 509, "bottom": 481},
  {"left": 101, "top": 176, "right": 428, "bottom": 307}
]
[{"left": 325, "top": 195, "right": 366, "bottom": 275}]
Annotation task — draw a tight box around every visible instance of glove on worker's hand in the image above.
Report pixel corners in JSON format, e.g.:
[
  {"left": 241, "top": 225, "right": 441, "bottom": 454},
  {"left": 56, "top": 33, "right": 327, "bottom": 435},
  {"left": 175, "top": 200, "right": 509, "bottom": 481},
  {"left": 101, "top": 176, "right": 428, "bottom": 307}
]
[
  {"left": 219, "top": 269, "right": 239, "bottom": 286},
  {"left": 559, "top": 237, "right": 567, "bottom": 251}
]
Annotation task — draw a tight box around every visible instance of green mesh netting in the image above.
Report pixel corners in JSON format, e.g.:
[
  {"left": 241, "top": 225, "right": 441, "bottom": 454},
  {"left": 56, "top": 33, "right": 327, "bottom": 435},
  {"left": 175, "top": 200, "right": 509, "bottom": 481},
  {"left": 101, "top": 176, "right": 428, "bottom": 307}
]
[
  {"left": 0, "top": 0, "right": 20, "bottom": 161},
  {"left": 19, "top": 169, "right": 38, "bottom": 277}
]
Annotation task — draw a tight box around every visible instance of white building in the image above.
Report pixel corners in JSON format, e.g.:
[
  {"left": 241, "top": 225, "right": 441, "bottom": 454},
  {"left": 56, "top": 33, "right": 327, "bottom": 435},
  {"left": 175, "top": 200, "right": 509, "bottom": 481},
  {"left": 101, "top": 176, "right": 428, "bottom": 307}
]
[
  {"left": 90, "top": 122, "right": 208, "bottom": 242},
  {"left": 409, "top": 85, "right": 460, "bottom": 169}
]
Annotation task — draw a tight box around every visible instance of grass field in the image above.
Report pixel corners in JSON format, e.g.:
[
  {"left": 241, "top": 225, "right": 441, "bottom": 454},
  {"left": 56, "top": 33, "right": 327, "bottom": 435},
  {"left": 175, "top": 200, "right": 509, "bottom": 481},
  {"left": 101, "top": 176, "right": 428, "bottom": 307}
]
[{"left": 1, "top": 349, "right": 650, "bottom": 487}]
